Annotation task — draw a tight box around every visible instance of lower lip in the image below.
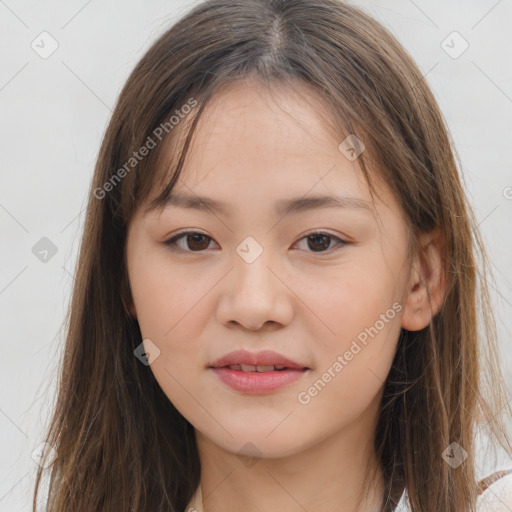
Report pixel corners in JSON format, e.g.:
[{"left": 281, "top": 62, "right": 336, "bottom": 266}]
[{"left": 210, "top": 367, "right": 308, "bottom": 393}]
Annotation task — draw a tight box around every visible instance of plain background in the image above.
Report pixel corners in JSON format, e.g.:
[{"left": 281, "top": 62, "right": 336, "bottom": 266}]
[{"left": 1, "top": 0, "right": 511, "bottom": 509}]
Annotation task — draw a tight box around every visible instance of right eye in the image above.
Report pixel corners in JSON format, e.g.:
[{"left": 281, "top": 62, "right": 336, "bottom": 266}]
[{"left": 163, "top": 231, "right": 218, "bottom": 252}]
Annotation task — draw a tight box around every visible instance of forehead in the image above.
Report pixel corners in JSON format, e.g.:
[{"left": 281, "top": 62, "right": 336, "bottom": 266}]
[
  {"left": 142, "top": 79, "right": 396, "bottom": 221},
  {"left": 195, "top": 78, "right": 343, "bottom": 155}
]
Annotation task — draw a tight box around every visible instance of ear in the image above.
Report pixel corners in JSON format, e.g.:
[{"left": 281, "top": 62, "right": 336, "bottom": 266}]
[
  {"left": 401, "top": 229, "right": 448, "bottom": 331},
  {"left": 129, "top": 302, "right": 138, "bottom": 320}
]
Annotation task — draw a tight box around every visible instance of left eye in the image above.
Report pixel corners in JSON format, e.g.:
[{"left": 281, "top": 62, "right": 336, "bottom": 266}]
[
  {"left": 293, "top": 231, "right": 346, "bottom": 252},
  {"left": 164, "top": 230, "right": 347, "bottom": 253}
]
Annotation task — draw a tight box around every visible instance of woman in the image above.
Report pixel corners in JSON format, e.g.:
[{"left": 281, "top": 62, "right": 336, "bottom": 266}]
[{"left": 33, "top": 1, "right": 512, "bottom": 510}]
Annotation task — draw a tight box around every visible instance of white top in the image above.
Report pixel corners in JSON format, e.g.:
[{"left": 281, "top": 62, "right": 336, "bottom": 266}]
[
  {"left": 185, "top": 471, "right": 512, "bottom": 512},
  {"left": 394, "top": 472, "right": 512, "bottom": 511}
]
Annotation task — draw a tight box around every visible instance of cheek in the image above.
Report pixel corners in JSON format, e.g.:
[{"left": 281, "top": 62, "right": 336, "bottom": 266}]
[
  {"left": 291, "top": 252, "right": 402, "bottom": 351},
  {"left": 293, "top": 304, "right": 401, "bottom": 447},
  {"left": 292, "top": 256, "right": 403, "bottom": 404},
  {"left": 129, "top": 253, "right": 214, "bottom": 412},
  {"left": 129, "top": 249, "right": 210, "bottom": 341}
]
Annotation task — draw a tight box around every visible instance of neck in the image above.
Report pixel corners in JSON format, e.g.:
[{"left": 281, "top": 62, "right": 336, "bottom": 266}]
[{"left": 194, "top": 394, "right": 385, "bottom": 512}]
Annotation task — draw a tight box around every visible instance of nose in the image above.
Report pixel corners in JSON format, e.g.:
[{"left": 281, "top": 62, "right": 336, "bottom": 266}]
[{"left": 215, "top": 243, "right": 294, "bottom": 331}]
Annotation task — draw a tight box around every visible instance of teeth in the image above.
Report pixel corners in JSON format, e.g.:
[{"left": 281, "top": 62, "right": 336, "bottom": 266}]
[
  {"left": 226, "top": 364, "right": 289, "bottom": 372},
  {"left": 256, "top": 365, "right": 275, "bottom": 372}
]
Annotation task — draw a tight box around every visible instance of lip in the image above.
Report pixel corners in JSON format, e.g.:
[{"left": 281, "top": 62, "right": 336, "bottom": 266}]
[
  {"left": 208, "top": 349, "right": 310, "bottom": 394},
  {"left": 209, "top": 349, "right": 308, "bottom": 370},
  {"left": 210, "top": 367, "right": 308, "bottom": 393}
]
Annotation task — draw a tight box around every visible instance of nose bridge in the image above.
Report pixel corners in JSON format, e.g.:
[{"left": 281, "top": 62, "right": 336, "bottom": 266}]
[
  {"left": 233, "top": 235, "right": 274, "bottom": 295},
  {"left": 216, "top": 234, "right": 291, "bottom": 330}
]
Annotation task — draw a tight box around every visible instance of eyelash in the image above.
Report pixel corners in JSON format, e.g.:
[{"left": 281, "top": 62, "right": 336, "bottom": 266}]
[{"left": 163, "top": 230, "right": 348, "bottom": 255}]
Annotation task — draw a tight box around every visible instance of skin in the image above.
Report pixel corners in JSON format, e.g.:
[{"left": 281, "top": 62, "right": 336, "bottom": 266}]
[{"left": 126, "top": 79, "right": 447, "bottom": 512}]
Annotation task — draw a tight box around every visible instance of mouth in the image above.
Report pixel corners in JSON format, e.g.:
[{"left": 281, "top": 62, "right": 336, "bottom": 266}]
[
  {"left": 209, "top": 366, "right": 309, "bottom": 393},
  {"left": 208, "top": 350, "right": 310, "bottom": 393},
  {"left": 208, "top": 349, "right": 310, "bottom": 371}
]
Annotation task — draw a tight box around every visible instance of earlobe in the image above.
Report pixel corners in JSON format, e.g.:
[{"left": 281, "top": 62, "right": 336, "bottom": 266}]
[
  {"left": 129, "top": 303, "right": 138, "bottom": 319},
  {"left": 401, "top": 230, "right": 448, "bottom": 331}
]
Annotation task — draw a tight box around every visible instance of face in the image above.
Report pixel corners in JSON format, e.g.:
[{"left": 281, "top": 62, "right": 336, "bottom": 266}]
[{"left": 126, "top": 79, "right": 414, "bottom": 460}]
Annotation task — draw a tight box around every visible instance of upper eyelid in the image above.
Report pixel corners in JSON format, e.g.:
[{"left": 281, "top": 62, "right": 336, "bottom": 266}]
[{"left": 167, "top": 229, "right": 345, "bottom": 241}]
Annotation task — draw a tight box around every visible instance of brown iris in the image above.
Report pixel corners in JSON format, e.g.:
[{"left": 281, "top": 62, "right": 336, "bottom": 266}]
[
  {"left": 306, "top": 234, "right": 332, "bottom": 252},
  {"left": 185, "top": 233, "right": 211, "bottom": 251}
]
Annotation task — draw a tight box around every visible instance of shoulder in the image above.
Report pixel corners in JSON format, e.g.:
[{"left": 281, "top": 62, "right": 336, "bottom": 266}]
[
  {"left": 477, "top": 469, "right": 512, "bottom": 511},
  {"left": 394, "top": 470, "right": 512, "bottom": 512}
]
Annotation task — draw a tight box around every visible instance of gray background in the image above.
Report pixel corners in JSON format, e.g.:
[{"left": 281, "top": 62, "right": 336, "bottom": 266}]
[{"left": 1, "top": 0, "right": 511, "bottom": 509}]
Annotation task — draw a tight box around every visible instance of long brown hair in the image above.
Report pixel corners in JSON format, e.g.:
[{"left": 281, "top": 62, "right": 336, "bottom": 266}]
[{"left": 33, "top": 0, "right": 511, "bottom": 510}]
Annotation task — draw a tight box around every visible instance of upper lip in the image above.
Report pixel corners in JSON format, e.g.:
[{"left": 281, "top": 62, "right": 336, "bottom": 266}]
[{"left": 209, "top": 349, "right": 309, "bottom": 369}]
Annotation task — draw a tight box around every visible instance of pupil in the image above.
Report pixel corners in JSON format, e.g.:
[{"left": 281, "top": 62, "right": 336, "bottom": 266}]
[
  {"left": 308, "top": 234, "right": 330, "bottom": 252},
  {"left": 188, "top": 234, "right": 209, "bottom": 251}
]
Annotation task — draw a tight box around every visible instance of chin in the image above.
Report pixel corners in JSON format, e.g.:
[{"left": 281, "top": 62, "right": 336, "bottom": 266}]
[{"left": 206, "top": 428, "right": 311, "bottom": 461}]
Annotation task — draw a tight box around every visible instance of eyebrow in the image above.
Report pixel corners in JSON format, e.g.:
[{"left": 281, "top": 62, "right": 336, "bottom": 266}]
[{"left": 158, "top": 192, "right": 374, "bottom": 217}]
